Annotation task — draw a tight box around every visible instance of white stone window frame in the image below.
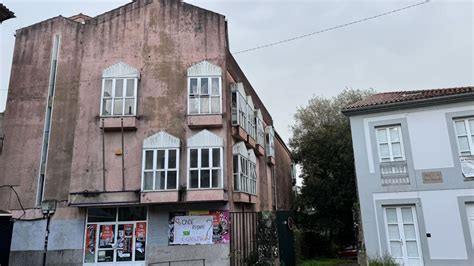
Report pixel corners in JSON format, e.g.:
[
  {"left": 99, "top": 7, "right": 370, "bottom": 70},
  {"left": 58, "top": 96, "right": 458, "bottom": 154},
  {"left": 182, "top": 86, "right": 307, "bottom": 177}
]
[
  {"left": 187, "top": 130, "right": 224, "bottom": 189},
  {"left": 141, "top": 131, "right": 180, "bottom": 191},
  {"left": 453, "top": 117, "right": 474, "bottom": 156},
  {"left": 375, "top": 125, "right": 406, "bottom": 162},
  {"left": 233, "top": 142, "right": 257, "bottom": 195},
  {"left": 100, "top": 62, "right": 139, "bottom": 117},
  {"left": 187, "top": 61, "right": 222, "bottom": 115}
]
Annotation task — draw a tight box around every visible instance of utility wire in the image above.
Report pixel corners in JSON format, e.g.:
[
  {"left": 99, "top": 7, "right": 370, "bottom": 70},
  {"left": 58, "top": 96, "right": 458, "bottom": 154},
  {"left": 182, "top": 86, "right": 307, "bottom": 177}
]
[{"left": 233, "top": 0, "right": 430, "bottom": 55}]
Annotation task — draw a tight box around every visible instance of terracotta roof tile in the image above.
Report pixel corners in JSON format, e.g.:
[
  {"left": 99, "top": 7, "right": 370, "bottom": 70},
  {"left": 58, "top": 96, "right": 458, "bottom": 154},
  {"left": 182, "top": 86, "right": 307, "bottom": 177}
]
[{"left": 344, "top": 86, "right": 474, "bottom": 111}]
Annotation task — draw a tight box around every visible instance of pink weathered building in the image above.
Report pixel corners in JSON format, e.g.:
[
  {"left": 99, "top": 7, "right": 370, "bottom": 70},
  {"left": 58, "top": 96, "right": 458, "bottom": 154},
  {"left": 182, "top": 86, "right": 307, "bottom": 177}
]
[{"left": 0, "top": 0, "right": 294, "bottom": 265}]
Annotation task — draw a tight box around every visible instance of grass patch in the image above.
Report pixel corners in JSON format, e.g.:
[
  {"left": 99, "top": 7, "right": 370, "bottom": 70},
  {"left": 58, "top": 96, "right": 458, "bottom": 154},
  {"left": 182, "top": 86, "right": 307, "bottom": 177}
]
[{"left": 299, "top": 258, "right": 356, "bottom": 266}]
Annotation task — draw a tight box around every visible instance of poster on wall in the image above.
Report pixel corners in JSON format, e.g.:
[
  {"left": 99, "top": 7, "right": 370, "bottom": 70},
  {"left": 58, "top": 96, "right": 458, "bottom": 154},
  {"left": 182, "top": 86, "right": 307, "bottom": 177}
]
[
  {"left": 135, "top": 222, "right": 147, "bottom": 261},
  {"left": 460, "top": 156, "right": 474, "bottom": 178},
  {"left": 171, "top": 215, "right": 213, "bottom": 245},
  {"left": 169, "top": 212, "right": 186, "bottom": 244},
  {"left": 116, "top": 224, "right": 133, "bottom": 261},
  {"left": 99, "top": 225, "right": 115, "bottom": 248},
  {"left": 210, "top": 210, "right": 230, "bottom": 244},
  {"left": 84, "top": 224, "right": 97, "bottom": 263}
]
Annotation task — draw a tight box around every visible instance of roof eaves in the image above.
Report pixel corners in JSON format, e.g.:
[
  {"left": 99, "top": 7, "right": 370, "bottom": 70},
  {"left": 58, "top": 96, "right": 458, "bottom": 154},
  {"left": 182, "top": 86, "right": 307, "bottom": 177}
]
[{"left": 342, "top": 92, "right": 474, "bottom": 116}]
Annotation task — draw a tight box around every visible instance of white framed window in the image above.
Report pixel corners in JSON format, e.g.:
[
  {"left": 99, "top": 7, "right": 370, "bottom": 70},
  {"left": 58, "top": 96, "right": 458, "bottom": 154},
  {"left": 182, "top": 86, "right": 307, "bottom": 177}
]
[
  {"left": 188, "top": 77, "right": 222, "bottom": 114},
  {"left": 233, "top": 142, "right": 257, "bottom": 194},
  {"left": 188, "top": 147, "right": 223, "bottom": 189},
  {"left": 142, "top": 149, "right": 179, "bottom": 191},
  {"left": 187, "top": 130, "right": 224, "bottom": 189},
  {"left": 141, "top": 131, "right": 180, "bottom": 191},
  {"left": 454, "top": 117, "right": 474, "bottom": 156},
  {"left": 265, "top": 126, "right": 275, "bottom": 157},
  {"left": 376, "top": 125, "right": 405, "bottom": 162},
  {"left": 100, "top": 62, "right": 139, "bottom": 117},
  {"left": 187, "top": 61, "right": 222, "bottom": 115}
]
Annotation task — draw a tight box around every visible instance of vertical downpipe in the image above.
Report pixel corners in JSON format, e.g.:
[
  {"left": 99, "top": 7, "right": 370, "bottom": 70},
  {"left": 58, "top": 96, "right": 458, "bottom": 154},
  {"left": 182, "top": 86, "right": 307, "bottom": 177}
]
[
  {"left": 37, "top": 34, "right": 60, "bottom": 206},
  {"left": 42, "top": 214, "right": 51, "bottom": 266},
  {"left": 102, "top": 118, "right": 106, "bottom": 191},
  {"left": 121, "top": 118, "right": 125, "bottom": 191}
]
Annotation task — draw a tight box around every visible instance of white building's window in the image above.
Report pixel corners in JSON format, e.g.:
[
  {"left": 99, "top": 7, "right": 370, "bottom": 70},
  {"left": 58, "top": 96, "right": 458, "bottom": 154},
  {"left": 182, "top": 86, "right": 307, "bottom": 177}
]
[
  {"left": 256, "top": 110, "right": 265, "bottom": 146},
  {"left": 142, "top": 131, "right": 180, "bottom": 191},
  {"left": 101, "top": 62, "right": 139, "bottom": 116},
  {"left": 187, "top": 130, "right": 224, "bottom": 189},
  {"left": 247, "top": 96, "right": 256, "bottom": 140},
  {"left": 376, "top": 125, "right": 405, "bottom": 162},
  {"left": 187, "top": 61, "right": 222, "bottom": 115},
  {"left": 265, "top": 126, "right": 275, "bottom": 157},
  {"left": 454, "top": 117, "right": 474, "bottom": 156},
  {"left": 233, "top": 142, "right": 257, "bottom": 194}
]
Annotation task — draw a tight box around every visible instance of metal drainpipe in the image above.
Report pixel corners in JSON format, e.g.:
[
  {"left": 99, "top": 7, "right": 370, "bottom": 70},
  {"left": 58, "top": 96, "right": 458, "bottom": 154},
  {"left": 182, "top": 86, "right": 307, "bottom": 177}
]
[
  {"left": 42, "top": 213, "right": 52, "bottom": 266},
  {"left": 102, "top": 118, "right": 106, "bottom": 191},
  {"left": 121, "top": 118, "right": 125, "bottom": 191}
]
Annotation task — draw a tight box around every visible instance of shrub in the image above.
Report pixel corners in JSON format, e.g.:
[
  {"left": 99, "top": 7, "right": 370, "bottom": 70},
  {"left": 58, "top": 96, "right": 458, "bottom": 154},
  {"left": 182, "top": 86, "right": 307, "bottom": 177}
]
[{"left": 368, "top": 254, "right": 399, "bottom": 266}]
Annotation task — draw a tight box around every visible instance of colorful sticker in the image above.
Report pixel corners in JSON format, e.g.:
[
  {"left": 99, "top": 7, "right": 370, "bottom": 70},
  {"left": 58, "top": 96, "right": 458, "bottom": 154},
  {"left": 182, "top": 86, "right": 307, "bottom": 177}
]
[
  {"left": 116, "top": 224, "right": 133, "bottom": 261},
  {"left": 135, "top": 222, "right": 147, "bottom": 261},
  {"left": 84, "top": 224, "right": 96, "bottom": 263},
  {"left": 99, "top": 225, "right": 115, "bottom": 248}
]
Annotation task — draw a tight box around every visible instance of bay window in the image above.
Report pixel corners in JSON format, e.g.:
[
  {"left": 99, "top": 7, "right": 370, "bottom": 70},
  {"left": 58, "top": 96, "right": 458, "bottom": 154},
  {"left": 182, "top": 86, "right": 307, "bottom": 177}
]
[
  {"left": 187, "top": 61, "right": 222, "bottom": 115},
  {"left": 141, "top": 131, "right": 180, "bottom": 191},
  {"left": 100, "top": 62, "right": 139, "bottom": 116},
  {"left": 233, "top": 142, "right": 257, "bottom": 194},
  {"left": 187, "top": 130, "right": 224, "bottom": 189}
]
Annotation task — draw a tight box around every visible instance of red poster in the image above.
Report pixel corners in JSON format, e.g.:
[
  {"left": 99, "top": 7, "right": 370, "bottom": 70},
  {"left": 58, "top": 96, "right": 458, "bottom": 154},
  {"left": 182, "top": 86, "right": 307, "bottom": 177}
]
[
  {"left": 136, "top": 222, "right": 146, "bottom": 241},
  {"left": 84, "top": 224, "right": 96, "bottom": 263},
  {"left": 101, "top": 225, "right": 113, "bottom": 239}
]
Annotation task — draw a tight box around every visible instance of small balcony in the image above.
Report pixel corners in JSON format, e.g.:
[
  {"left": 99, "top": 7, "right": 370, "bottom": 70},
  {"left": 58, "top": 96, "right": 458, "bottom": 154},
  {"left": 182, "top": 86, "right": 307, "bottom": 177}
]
[
  {"left": 380, "top": 160, "right": 410, "bottom": 185},
  {"left": 99, "top": 116, "right": 138, "bottom": 131}
]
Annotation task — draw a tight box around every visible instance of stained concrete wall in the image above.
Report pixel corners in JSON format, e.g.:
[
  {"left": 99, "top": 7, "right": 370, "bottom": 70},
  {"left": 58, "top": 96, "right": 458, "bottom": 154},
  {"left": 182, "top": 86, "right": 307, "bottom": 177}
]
[{"left": 274, "top": 134, "right": 293, "bottom": 211}]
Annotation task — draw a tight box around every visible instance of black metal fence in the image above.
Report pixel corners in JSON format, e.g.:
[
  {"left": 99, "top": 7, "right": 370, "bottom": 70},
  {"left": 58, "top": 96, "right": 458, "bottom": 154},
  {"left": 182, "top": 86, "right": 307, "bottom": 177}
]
[{"left": 230, "top": 212, "right": 258, "bottom": 266}]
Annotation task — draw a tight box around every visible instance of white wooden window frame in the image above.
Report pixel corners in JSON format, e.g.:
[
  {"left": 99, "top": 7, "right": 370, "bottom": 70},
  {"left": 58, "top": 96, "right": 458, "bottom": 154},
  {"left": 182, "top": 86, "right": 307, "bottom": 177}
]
[
  {"left": 141, "top": 148, "right": 180, "bottom": 191},
  {"left": 100, "top": 78, "right": 138, "bottom": 117},
  {"left": 376, "top": 125, "right": 406, "bottom": 162},
  {"left": 187, "top": 147, "right": 223, "bottom": 189},
  {"left": 265, "top": 126, "right": 275, "bottom": 157},
  {"left": 187, "top": 77, "right": 222, "bottom": 115},
  {"left": 383, "top": 206, "right": 423, "bottom": 266},
  {"left": 83, "top": 207, "right": 148, "bottom": 264},
  {"left": 453, "top": 117, "right": 474, "bottom": 156},
  {"left": 233, "top": 154, "right": 257, "bottom": 195}
]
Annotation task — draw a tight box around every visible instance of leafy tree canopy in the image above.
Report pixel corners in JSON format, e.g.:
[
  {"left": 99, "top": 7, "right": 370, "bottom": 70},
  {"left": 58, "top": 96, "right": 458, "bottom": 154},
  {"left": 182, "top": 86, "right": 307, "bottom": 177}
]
[{"left": 290, "top": 89, "right": 373, "bottom": 256}]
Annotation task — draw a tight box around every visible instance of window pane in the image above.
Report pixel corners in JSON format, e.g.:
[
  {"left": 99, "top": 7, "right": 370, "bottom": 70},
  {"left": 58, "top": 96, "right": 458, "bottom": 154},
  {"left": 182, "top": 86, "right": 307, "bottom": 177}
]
[
  {"left": 377, "top": 129, "right": 387, "bottom": 143},
  {"left": 189, "top": 97, "right": 199, "bottom": 114},
  {"left": 190, "top": 170, "right": 199, "bottom": 188},
  {"left": 113, "top": 99, "right": 123, "bottom": 115},
  {"left": 116, "top": 224, "right": 133, "bottom": 261},
  {"left": 201, "top": 149, "right": 209, "bottom": 167},
  {"left": 167, "top": 171, "right": 177, "bottom": 189},
  {"left": 143, "top": 172, "right": 153, "bottom": 190},
  {"left": 135, "top": 222, "right": 146, "bottom": 261},
  {"left": 390, "top": 241, "right": 402, "bottom": 257},
  {"left": 201, "top": 170, "right": 210, "bottom": 188},
  {"left": 211, "top": 78, "right": 219, "bottom": 95},
  {"left": 124, "top": 99, "right": 134, "bottom": 115},
  {"left": 115, "top": 79, "right": 124, "bottom": 97},
  {"left": 145, "top": 151, "right": 153, "bottom": 170},
  {"left": 388, "top": 224, "right": 400, "bottom": 239},
  {"left": 201, "top": 78, "right": 209, "bottom": 94},
  {"left": 211, "top": 97, "right": 220, "bottom": 114},
  {"left": 212, "top": 148, "right": 220, "bottom": 167},
  {"left": 156, "top": 150, "right": 165, "bottom": 169},
  {"left": 190, "top": 149, "right": 198, "bottom": 168},
  {"left": 126, "top": 79, "right": 134, "bottom": 97},
  {"left": 392, "top": 143, "right": 402, "bottom": 158},
  {"left": 455, "top": 121, "right": 467, "bottom": 135},
  {"left": 155, "top": 171, "right": 165, "bottom": 190},
  {"left": 386, "top": 208, "right": 397, "bottom": 223},
  {"left": 200, "top": 96, "right": 210, "bottom": 114},
  {"left": 401, "top": 207, "right": 414, "bottom": 223},
  {"left": 104, "top": 79, "right": 113, "bottom": 97},
  {"left": 118, "top": 207, "right": 147, "bottom": 221},
  {"left": 98, "top": 224, "right": 115, "bottom": 248},
  {"left": 212, "top": 169, "right": 220, "bottom": 188},
  {"left": 87, "top": 208, "right": 117, "bottom": 222},
  {"left": 98, "top": 249, "right": 114, "bottom": 262},
  {"left": 469, "top": 119, "right": 474, "bottom": 132},
  {"left": 102, "top": 99, "right": 112, "bottom": 116},
  {"left": 190, "top": 78, "right": 198, "bottom": 94},
  {"left": 168, "top": 150, "right": 177, "bottom": 169},
  {"left": 404, "top": 224, "right": 416, "bottom": 239},
  {"left": 458, "top": 136, "right": 470, "bottom": 151},
  {"left": 390, "top": 127, "right": 400, "bottom": 142},
  {"left": 379, "top": 144, "right": 390, "bottom": 158},
  {"left": 406, "top": 241, "right": 419, "bottom": 257}
]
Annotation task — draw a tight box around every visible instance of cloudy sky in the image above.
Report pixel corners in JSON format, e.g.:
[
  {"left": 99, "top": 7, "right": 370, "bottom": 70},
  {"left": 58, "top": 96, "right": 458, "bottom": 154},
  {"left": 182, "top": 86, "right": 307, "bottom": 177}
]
[{"left": 0, "top": 0, "right": 472, "bottom": 144}]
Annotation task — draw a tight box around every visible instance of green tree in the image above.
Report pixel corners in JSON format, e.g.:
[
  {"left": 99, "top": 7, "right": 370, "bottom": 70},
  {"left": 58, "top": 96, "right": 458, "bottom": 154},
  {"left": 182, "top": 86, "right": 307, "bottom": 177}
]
[{"left": 290, "top": 89, "right": 373, "bottom": 257}]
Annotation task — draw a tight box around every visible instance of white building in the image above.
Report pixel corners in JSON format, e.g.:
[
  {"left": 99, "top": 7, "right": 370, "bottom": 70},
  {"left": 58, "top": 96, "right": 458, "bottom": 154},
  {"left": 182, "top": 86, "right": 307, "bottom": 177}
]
[{"left": 343, "top": 87, "right": 474, "bottom": 266}]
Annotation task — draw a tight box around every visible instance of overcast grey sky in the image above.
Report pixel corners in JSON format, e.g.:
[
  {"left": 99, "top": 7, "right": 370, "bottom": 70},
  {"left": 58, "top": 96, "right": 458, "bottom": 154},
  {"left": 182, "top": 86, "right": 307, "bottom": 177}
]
[{"left": 0, "top": 0, "right": 472, "bottom": 144}]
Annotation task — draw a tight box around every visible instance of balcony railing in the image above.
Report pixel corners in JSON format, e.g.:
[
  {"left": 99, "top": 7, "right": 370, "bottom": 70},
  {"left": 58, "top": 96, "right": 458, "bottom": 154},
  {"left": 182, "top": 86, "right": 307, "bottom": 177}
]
[{"left": 380, "top": 160, "right": 409, "bottom": 185}]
